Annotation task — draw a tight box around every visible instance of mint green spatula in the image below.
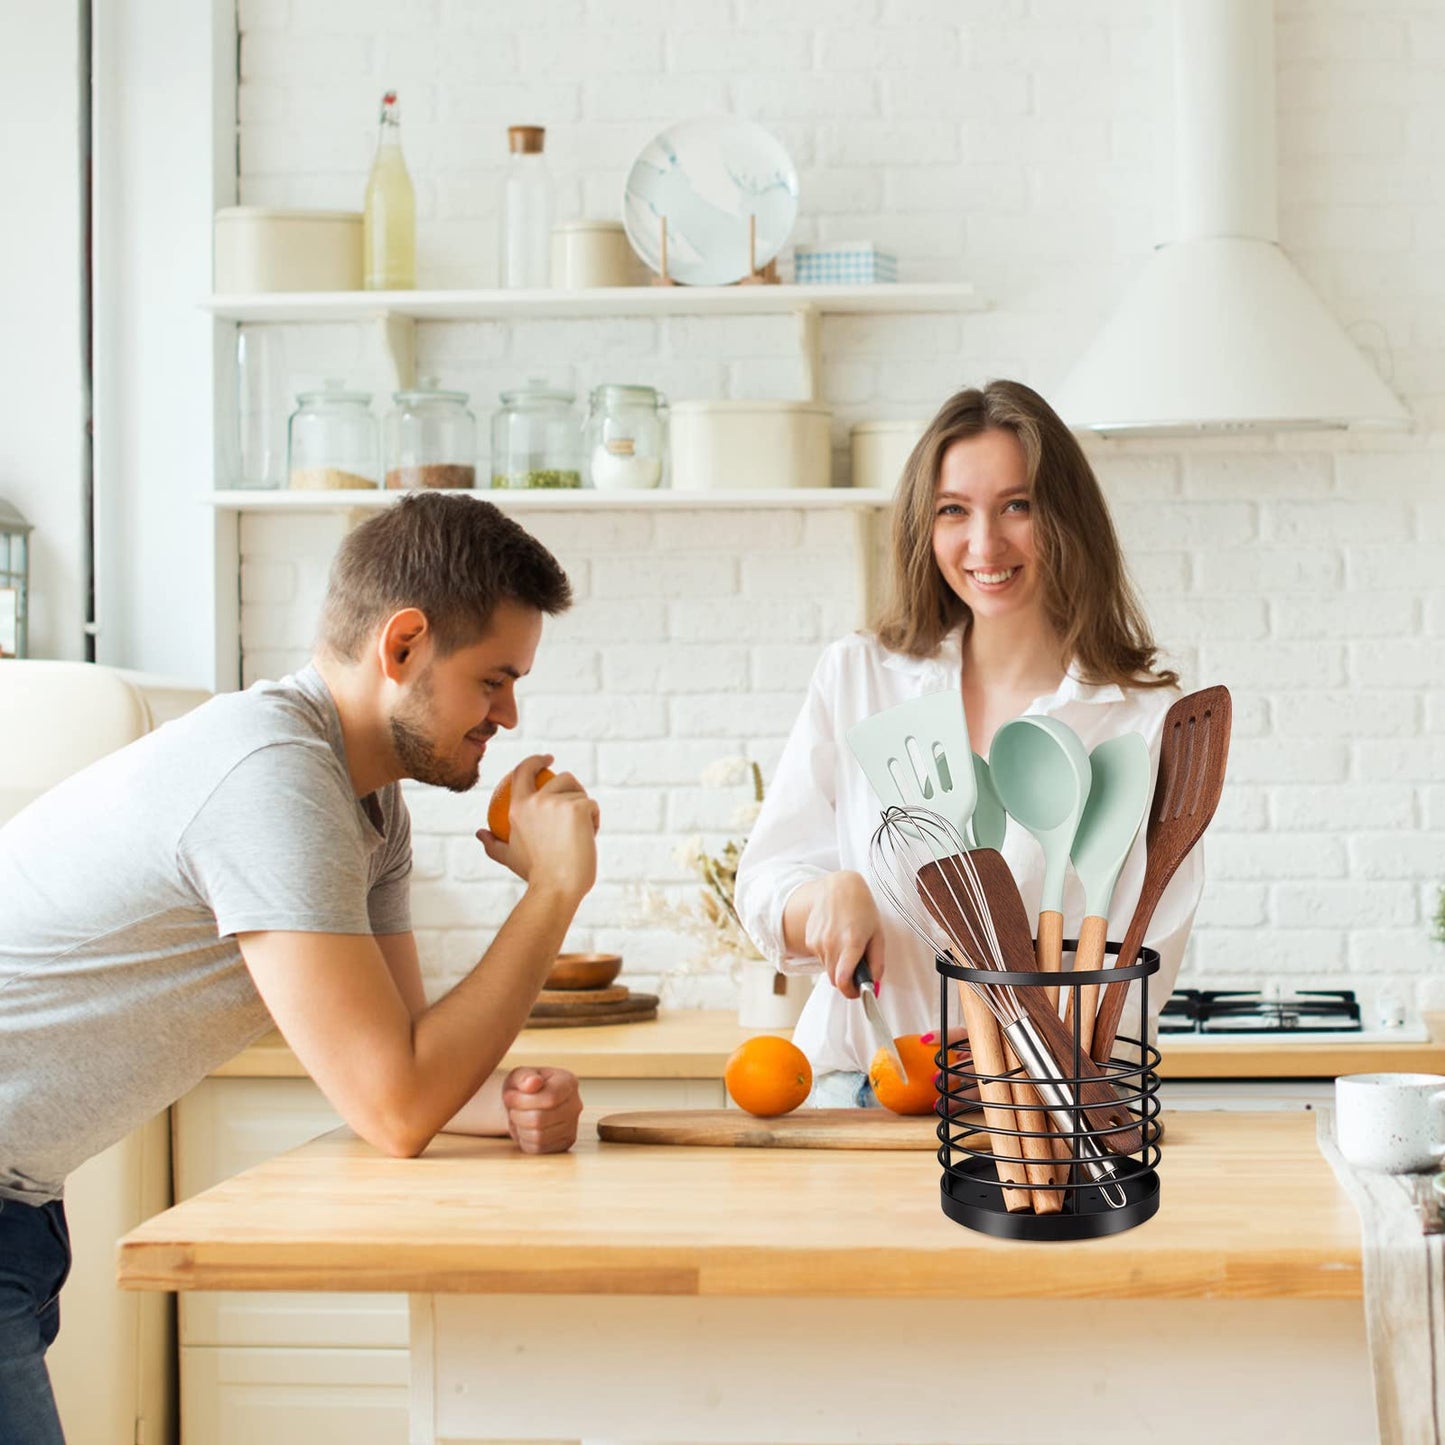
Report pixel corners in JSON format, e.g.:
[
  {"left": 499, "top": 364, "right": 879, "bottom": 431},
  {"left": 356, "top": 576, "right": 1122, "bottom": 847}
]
[
  {"left": 1063, "top": 733, "right": 1150, "bottom": 1052},
  {"left": 846, "top": 691, "right": 977, "bottom": 839},
  {"left": 969, "top": 753, "right": 1006, "bottom": 850}
]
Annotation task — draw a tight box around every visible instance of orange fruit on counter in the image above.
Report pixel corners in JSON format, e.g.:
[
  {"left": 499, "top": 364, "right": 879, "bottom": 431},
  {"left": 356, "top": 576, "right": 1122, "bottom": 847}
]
[
  {"left": 486, "top": 767, "right": 556, "bottom": 843},
  {"left": 869, "top": 1033, "right": 963, "bottom": 1116},
  {"left": 724, "top": 1036, "right": 812, "bottom": 1118}
]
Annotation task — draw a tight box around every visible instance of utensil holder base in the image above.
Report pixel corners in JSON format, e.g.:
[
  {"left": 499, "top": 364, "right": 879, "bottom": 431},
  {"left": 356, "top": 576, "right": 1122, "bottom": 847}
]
[
  {"left": 936, "top": 937, "right": 1162, "bottom": 1240},
  {"left": 940, "top": 1158, "right": 1160, "bottom": 1241}
]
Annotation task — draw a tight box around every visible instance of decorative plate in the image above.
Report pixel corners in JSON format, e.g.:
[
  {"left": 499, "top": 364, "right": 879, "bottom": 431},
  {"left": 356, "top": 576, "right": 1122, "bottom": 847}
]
[{"left": 622, "top": 116, "right": 800, "bottom": 286}]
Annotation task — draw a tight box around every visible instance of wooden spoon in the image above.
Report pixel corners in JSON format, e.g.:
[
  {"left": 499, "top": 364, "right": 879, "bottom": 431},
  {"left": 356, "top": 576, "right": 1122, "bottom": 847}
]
[
  {"left": 917, "top": 850, "right": 1144, "bottom": 1156},
  {"left": 1089, "top": 686, "right": 1233, "bottom": 1065}
]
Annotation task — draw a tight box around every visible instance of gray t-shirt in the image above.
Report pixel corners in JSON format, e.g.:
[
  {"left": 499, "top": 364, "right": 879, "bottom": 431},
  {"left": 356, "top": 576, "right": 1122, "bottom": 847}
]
[{"left": 0, "top": 666, "right": 411, "bottom": 1204}]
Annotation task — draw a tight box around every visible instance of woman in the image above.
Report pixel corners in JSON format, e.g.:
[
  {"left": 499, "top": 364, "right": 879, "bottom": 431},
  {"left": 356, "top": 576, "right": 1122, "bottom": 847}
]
[{"left": 734, "top": 380, "right": 1204, "bottom": 1106}]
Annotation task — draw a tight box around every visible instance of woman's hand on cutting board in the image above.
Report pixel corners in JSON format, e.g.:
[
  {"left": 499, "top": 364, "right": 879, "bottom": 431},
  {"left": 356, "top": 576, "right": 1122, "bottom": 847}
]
[{"left": 785, "top": 870, "right": 886, "bottom": 998}]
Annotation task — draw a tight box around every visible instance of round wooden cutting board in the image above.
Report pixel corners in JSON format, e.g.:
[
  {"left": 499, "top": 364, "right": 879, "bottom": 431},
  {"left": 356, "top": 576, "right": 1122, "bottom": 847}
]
[
  {"left": 527, "top": 991, "right": 660, "bottom": 1020},
  {"left": 534, "top": 984, "right": 630, "bottom": 1006},
  {"left": 524, "top": 1005, "right": 659, "bottom": 1030}
]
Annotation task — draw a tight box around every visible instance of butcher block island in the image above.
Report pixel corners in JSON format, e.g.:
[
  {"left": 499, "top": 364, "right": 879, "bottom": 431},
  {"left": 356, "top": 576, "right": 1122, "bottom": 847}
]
[{"left": 121, "top": 1110, "right": 1376, "bottom": 1445}]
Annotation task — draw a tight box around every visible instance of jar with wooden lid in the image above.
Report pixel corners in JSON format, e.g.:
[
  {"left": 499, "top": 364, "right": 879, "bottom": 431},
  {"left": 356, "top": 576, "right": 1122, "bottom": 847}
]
[
  {"left": 384, "top": 379, "right": 477, "bottom": 490},
  {"left": 287, "top": 381, "right": 379, "bottom": 491},
  {"left": 584, "top": 384, "right": 668, "bottom": 490}
]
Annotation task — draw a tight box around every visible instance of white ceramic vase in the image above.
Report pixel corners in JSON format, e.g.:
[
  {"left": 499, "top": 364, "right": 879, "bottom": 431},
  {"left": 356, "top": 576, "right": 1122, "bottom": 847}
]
[{"left": 736, "top": 959, "right": 812, "bottom": 1031}]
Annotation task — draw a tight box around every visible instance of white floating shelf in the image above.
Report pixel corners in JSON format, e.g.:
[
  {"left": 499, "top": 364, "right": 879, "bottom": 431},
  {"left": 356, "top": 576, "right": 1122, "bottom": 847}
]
[
  {"left": 203, "top": 282, "right": 981, "bottom": 324},
  {"left": 210, "top": 487, "right": 896, "bottom": 513}
]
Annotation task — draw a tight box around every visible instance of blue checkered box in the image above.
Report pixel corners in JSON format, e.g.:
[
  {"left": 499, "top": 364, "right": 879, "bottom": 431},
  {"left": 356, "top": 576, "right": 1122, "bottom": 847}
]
[{"left": 793, "top": 243, "right": 899, "bottom": 285}]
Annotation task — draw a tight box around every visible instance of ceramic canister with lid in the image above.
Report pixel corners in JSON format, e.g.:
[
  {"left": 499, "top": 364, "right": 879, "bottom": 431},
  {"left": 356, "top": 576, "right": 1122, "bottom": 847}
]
[
  {"left": 850, "top": 419, "right": 929, "bottom": 492},
  {"left": 584, "top": 385, "right": 668, "bottom": 490},
  {"left": 287, "top": 381, "right": 379, "bottom": 490},
  {"left": 385, "top": 379, "right": 477, "bottom": 490},
  {"left": 214, "top": 208, "right": 363, "bottom": 293},
  {"left": 551, "top": 221, "right": 648, "bottom": 288},
  {"left": 669, "top": 400, "right": 832, "bottom": 490},
  {"left": 490, "top": 379, "right": 582, "bottom": 489}
]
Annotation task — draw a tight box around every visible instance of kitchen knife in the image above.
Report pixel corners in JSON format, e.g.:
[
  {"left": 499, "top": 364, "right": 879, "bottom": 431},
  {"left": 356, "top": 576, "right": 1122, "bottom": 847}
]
[{"left": 853, "top": 960, "right": 904, "bottom": 1074}]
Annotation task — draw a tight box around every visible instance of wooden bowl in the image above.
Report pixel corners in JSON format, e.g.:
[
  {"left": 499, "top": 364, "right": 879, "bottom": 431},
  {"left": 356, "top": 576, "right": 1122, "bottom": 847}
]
[{"left": 546, "top": 952, "right": 623, "bottom": 991}]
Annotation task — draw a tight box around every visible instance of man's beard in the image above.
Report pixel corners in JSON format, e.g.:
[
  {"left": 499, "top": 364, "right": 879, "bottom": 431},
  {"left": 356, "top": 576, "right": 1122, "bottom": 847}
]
[{"left": 389, "top": 669, "right": 482, "bottom": 794}]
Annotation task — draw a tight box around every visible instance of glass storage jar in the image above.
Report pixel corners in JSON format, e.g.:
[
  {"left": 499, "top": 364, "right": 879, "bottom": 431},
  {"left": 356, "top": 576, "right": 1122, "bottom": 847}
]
[
  {"left": 384, "top": 378, "right": 477, "bottom": 490},
  {"left": 287, "top": 380, "right": 379, "bottom": 490},
  {"left": 490, "top": 379, "right": 582, "bottom": 489},
  {"left": 584, "top": 384, "right": 668, "bottom": 490}
]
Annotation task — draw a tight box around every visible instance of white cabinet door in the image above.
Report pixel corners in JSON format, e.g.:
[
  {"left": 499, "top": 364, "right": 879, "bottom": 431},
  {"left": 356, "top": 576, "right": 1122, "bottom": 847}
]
[
  {"left": 175, "top": 1077, "right": 408, "bottom": 1349},
  {"left": 181, "top": 1346, "right": 408, "bottom": 1445}
]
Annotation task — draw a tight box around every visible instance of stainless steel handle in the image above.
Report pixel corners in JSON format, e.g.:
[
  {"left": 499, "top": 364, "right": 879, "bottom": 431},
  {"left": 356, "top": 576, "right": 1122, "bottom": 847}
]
[{"left": 1004, "top": 1018, "right": 1129, "bottom": 1209}]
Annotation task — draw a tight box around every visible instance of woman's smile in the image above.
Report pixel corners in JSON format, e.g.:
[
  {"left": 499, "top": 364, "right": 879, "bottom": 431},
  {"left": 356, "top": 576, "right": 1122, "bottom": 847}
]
[{"left": 967, "top": 565, "right": 1021, "bottom": 590}]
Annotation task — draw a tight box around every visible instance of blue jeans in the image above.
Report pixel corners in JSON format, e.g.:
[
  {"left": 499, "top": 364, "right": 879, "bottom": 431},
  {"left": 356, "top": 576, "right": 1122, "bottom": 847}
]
[
  {"left": 0, "top": 1195, "right": 70, "bottom": 1445},
  {"left": 806, "top": 1070, "right": 880, "bottom": 1109}
]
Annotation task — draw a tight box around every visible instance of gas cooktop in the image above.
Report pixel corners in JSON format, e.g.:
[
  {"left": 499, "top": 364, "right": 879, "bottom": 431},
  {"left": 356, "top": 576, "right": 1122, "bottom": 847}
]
[{"left": 1160, "top": 988, "right": 1428, "bottom": 1043}]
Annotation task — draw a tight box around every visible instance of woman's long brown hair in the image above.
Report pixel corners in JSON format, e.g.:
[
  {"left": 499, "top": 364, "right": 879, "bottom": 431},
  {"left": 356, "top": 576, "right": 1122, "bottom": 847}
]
[{"left": 873, "top": 379, "right": 1177, "bottom": 689}]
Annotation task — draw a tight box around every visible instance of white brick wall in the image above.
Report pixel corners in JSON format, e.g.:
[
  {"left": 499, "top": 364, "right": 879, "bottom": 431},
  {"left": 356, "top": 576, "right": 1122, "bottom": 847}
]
[{"left": 235, "top": 0, "right": 1445, "bottom": 1020}]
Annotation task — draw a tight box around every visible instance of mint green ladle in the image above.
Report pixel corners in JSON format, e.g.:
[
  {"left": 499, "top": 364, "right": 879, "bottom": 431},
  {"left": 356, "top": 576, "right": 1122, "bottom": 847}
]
[{"left": 988, "top": 715, "right": 1092, "bottom": 1003}]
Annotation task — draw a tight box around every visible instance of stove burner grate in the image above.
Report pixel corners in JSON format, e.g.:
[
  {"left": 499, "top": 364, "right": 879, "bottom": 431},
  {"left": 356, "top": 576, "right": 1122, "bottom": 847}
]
[{"left": 1160, "top": 988, "right": 1362, "bottom": 1034}]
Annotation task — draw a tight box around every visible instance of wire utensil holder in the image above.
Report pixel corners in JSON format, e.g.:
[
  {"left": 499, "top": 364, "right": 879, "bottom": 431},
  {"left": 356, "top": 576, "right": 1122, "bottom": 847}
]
[
  {"left": 866, "top": 803, "right": 1162, "bottom": 1242},
  {"left": 937, "top": 941, "right": 1162, "bottom": 1241}
]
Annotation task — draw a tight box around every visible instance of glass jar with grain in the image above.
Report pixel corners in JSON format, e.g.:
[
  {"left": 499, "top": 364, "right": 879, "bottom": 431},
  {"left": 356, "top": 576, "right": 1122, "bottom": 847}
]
[
  {"left": 490, "top": 379, "right": 582, "bottom": 490},
  {"left": 287, "top": 381, "right": 380, "bottom": 491},
  {"left": 384, "top": 379, "right": 477, "bottom": 490}
]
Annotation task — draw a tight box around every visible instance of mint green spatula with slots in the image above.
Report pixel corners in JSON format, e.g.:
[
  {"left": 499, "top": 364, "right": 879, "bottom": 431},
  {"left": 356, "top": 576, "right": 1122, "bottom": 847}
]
[{"left": 846, "top": 691, "right": 977, "bottom": 839}]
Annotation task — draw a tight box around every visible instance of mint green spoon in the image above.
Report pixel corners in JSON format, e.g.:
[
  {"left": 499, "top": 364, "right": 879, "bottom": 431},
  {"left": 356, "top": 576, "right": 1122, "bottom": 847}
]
[
  {"left": 1064, "top": 733, "right": 1150, "bottom": 1051},
  {"left": 988, "top": 715, "right": 1092, "bottom": 1003}
]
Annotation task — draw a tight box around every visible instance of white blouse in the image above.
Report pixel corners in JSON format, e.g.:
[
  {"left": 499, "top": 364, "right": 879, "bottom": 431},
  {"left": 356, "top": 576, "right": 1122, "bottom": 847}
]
[{"left": 733, "top": 630, "right": 1206, "bottom": 1077}]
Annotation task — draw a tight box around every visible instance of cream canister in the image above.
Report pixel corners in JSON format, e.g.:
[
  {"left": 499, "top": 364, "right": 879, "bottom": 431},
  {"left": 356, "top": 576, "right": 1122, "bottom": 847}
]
[{"left": 550, "top": 221, "right": 646, "bottom": 289}]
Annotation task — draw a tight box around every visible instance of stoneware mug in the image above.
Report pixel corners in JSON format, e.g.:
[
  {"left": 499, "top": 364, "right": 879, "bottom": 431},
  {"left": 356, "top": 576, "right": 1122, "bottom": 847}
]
[{"left": 1335, "top": 1072, "right": 1445, "bottom": 1173}]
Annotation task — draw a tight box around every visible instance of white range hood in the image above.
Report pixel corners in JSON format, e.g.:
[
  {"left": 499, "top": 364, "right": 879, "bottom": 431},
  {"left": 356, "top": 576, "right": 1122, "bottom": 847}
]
[{"left": 1054, "top": 0, "right": 1409, "bottom": 436}]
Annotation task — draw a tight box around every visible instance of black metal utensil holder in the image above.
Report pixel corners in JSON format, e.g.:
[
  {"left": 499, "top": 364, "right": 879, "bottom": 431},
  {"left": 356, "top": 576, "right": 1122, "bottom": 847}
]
[{"left": 935, "top": 941, "right": 1162, "bottom": 1241}]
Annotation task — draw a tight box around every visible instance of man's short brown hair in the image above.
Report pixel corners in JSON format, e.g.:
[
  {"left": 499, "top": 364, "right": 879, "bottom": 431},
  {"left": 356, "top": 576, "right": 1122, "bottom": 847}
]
[{"left": 317, "top": 494, "right": 572, "bottom": 660}]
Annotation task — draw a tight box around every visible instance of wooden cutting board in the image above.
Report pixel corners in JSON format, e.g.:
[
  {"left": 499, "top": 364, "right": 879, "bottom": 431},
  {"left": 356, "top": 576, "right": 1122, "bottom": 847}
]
[
  {"left": 596, "top": 1108, "right": 947, "bottom": 1149},
  {"left": 534, "top": 984, "right": 630, "bottom": 1006},
  {"left": 527, "top": 991, "right": 659, "bottom": 1019},
  {"left": 524, "top": 1006, "right": 659, "bottom": 1030}
]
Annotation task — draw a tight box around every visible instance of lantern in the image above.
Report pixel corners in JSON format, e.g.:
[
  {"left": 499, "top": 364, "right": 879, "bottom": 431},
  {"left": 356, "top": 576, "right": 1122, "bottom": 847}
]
[{"left": 0, "top": 498, "right": 32, "bottom": 659}]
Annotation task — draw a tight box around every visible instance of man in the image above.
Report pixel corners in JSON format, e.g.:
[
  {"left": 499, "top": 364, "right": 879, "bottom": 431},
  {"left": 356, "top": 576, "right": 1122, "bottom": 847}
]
[{"left": 0, "top": 493, "right": 598, "bottom": 1443}]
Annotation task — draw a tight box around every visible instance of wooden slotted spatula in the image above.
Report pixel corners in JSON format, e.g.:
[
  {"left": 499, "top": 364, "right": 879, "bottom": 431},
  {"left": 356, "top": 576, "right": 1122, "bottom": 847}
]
[
  {"left": 1089, "top": 686, "right": 1233, "bottom": 1065},
  {"left": 917, "top": 849, "right": 1144, "bottom": 1156}
]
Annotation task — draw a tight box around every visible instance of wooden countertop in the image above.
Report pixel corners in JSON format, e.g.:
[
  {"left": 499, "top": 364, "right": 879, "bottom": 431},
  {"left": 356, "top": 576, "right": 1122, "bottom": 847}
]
[
  {"left": 216, "top": 1010, "right": 1445, "bottom": 1081},
  {"left": 119, "top": 1110, "right": 1362, "bottom": 1301}
]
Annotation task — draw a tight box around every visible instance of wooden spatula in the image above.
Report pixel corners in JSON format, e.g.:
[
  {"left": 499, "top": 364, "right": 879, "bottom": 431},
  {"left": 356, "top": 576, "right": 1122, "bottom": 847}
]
[
  {"left": 917, "top": 850, "right": 1144, "bottom": 1156},
  {"left": 1089, "top": 686, "right": 1232, "bottom": 1065}
]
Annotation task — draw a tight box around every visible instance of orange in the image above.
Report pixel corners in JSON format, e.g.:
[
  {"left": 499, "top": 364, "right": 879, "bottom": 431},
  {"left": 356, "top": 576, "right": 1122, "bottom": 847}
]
[
  {"left": 724, "top": 1036, "right": 812, "bottom": 1118},
  {"left": 486, "top": 767, "right": 556, "bottom": 843},
  {"left": 869, "top": 1033, "right": 965, "bottom": 1116}
]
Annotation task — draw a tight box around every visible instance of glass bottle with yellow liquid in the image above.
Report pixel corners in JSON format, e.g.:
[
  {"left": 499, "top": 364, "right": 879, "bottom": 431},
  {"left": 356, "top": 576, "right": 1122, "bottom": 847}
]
[{"left": 363, "top": 91, "right": 416, "bottom": 290}]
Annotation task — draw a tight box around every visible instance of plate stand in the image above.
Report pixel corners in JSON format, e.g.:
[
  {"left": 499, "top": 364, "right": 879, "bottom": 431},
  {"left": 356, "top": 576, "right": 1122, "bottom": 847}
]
[{"left": 649, "top": 213, "right": 780, "bottom": 287}]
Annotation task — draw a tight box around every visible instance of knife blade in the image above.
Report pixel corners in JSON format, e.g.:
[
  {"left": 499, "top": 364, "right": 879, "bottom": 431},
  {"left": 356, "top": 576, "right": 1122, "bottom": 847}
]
[{"left": 852, "top": 960, "right": 904, "bottom": 1074}]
